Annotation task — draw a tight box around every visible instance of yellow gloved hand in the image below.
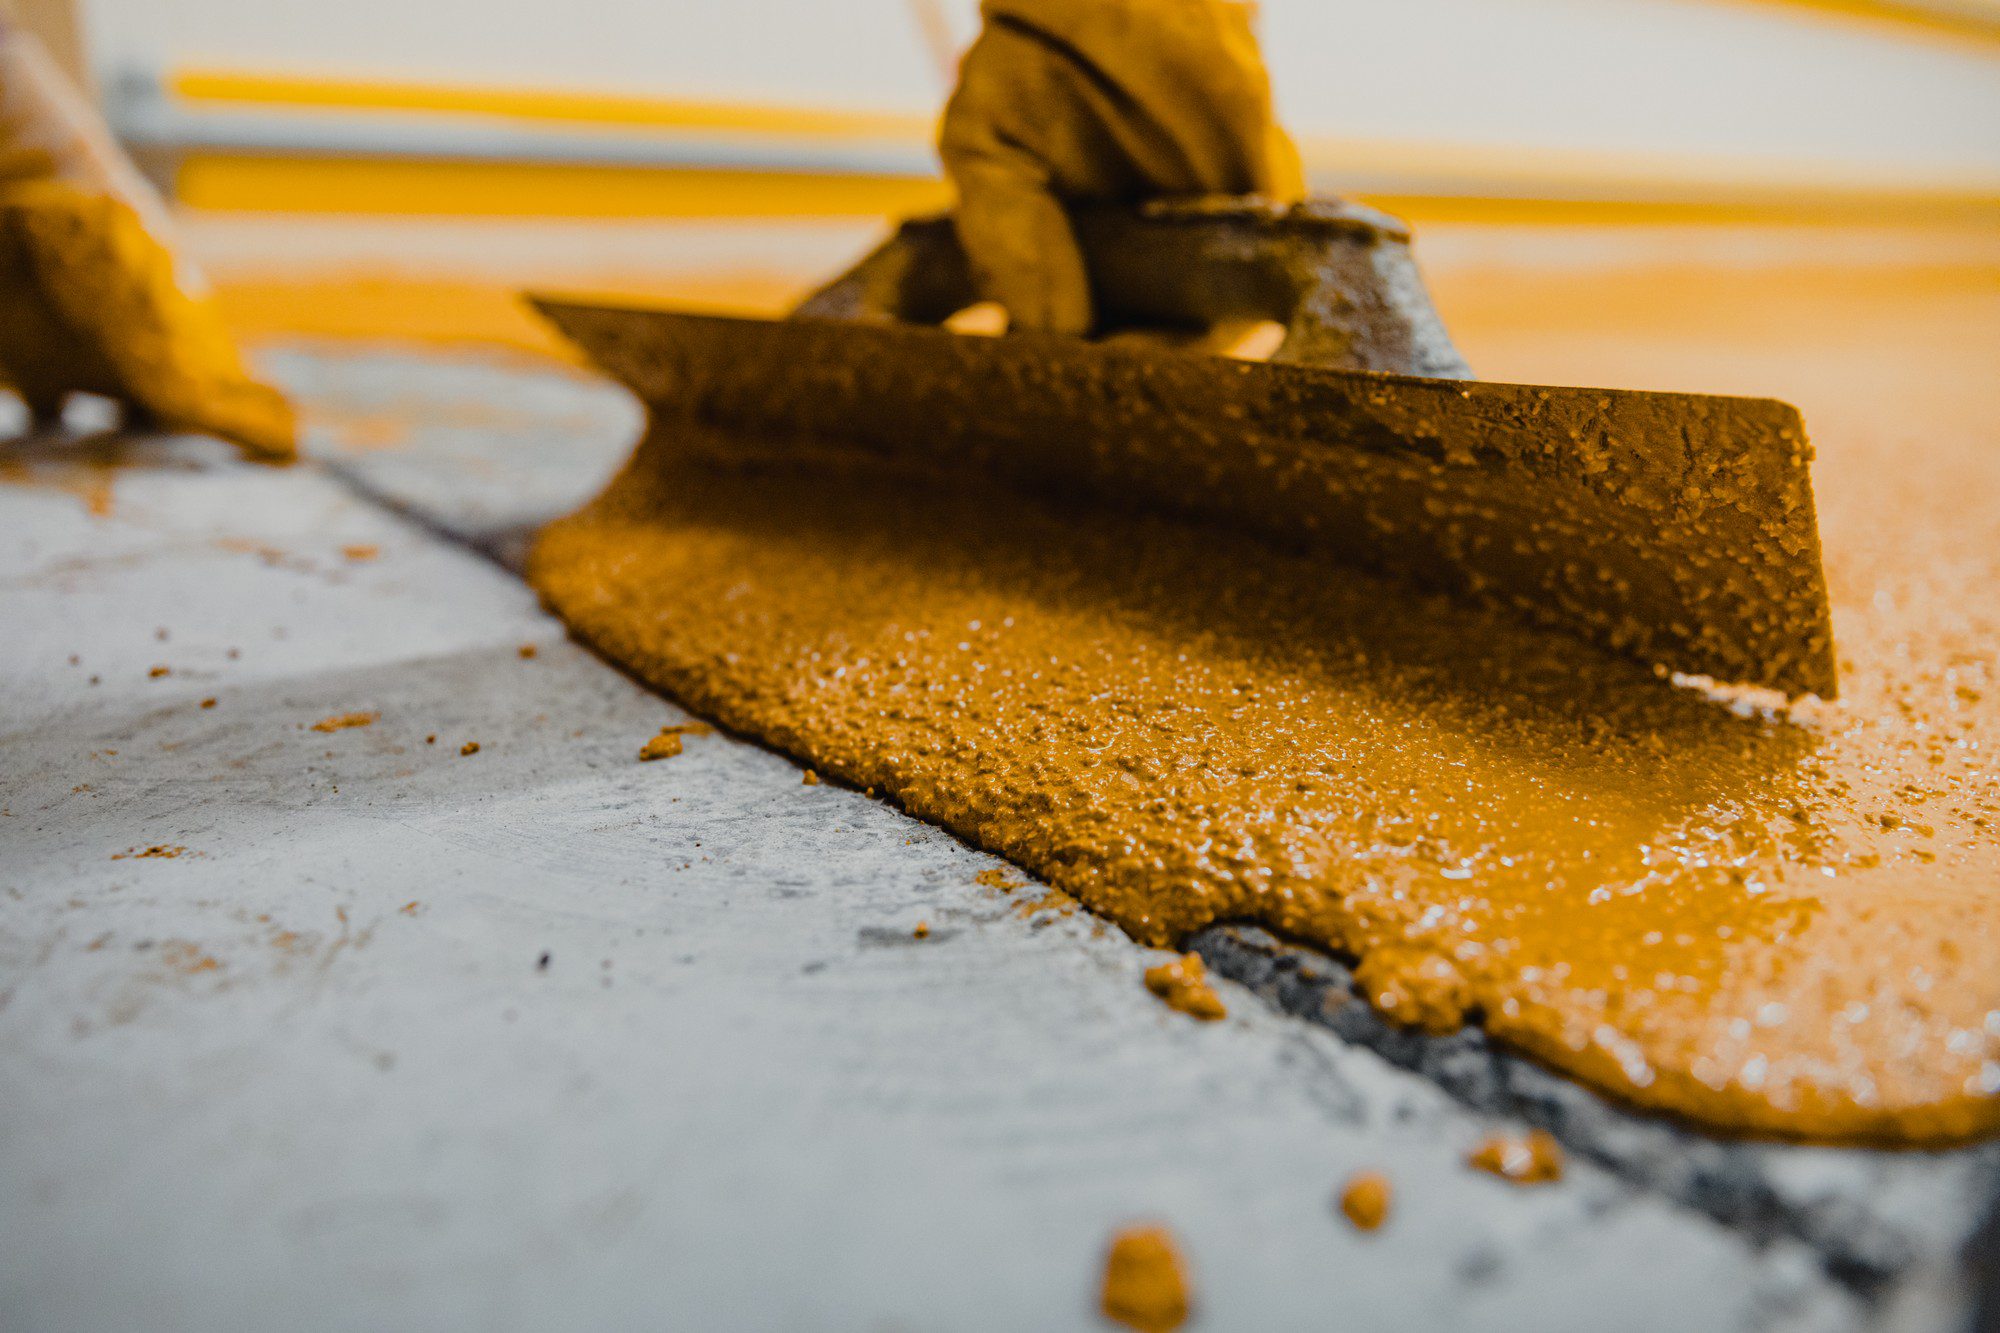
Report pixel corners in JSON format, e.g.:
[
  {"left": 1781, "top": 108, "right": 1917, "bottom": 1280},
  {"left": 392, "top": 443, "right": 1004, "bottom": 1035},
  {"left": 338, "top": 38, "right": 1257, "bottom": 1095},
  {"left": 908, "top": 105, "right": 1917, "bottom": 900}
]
[
  {"left": 0, "top": 181, "right": 296, "bottom": 458},
  {"left": 938, "top": 0, "right": 1303, "bottom": 335},
  {"left": 0, "top": 19, "right": 295, "bottom": 460}
]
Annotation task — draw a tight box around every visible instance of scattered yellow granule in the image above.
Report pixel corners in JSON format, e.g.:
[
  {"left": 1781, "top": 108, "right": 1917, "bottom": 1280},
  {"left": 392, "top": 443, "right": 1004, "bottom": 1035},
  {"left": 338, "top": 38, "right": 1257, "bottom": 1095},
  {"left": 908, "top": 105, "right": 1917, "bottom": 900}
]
[
  {"left": 341, "top": 544, "right": 379, "bottom": 562},
  {"left": 1338, "top": 1171, "right": 1392, "bottom": 1231},
  {"left": 801, "top": 769, "right": 820, "bottom": 786},
  {"left": 1468, "top": 1129, "right": 1565, "bottom": 1185},
  {"left": 199, "top": 697, "right": 217, "bottom": 709},
  {"left": 460, "top": 741, "right": 480, "bottom": 756},
  {"left": 913, "top": 920, "right": 931, "bottom": 939},
  {"left": 401, "top": 901, "right": 420, "bottom": 915},
  {"left": 147, "top": 665, "right": 169, "bottom": 678},
  {"left": 113, "top": 844, "right": 186, "bottom": 860},
  {"left": 310, "top": 711, "right": 377, "bottom": 733},
  {"left": 639, "top": 721, "right": 714, "bottom": 761},
  {"left": 1100, "top": 1224, "right": 1192, "bottom": 1333},
  {"left": 1143, "top": 952, "right": 1227, "bottom": 1021},
  {"left": 974, "top": 867, "right": 1022, "bottom": 892},
  {"left": 518, "top": 644, "right": 538, "bottom": 659}
]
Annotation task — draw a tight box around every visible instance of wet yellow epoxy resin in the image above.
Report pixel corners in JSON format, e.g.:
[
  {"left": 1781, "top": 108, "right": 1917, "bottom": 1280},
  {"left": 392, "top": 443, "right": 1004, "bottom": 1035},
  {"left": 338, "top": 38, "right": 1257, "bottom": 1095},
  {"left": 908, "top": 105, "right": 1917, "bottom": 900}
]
[{"left": 529, "top": 415, "right": 2000, "bottom": 1145}]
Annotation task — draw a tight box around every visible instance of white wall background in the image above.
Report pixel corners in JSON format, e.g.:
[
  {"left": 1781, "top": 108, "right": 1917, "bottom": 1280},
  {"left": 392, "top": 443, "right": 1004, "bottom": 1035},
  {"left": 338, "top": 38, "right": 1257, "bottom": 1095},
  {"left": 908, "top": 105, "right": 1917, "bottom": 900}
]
[{"left": 82, "top": 0, "right": 2000, "bottom": 183}]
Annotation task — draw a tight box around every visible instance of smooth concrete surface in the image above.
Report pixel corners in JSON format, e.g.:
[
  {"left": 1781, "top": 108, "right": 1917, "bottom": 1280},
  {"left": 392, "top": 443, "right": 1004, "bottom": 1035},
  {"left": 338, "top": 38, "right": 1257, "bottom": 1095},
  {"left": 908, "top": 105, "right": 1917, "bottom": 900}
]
[{"left": 0, "top": 345, "right": 1987, "bottom": 1331}]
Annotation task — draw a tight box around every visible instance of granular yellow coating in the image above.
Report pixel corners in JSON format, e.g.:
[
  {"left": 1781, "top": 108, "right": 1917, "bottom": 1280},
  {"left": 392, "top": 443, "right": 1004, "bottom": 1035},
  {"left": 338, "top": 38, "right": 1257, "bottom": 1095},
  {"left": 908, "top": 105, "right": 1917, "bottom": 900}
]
[
  {"left": 1099, "top": 1224, "right": 1192, "bottom": 1333},
  {"left": 529, "top": 419, "right": 2000, "bottom": 1145}
]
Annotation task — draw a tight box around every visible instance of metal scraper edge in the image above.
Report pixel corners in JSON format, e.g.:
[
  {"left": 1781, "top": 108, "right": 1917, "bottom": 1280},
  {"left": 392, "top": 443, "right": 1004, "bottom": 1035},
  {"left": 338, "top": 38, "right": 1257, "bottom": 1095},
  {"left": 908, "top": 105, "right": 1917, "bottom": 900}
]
[{"left": 531, "top": 297, "right": 1838, "bottom": 699}]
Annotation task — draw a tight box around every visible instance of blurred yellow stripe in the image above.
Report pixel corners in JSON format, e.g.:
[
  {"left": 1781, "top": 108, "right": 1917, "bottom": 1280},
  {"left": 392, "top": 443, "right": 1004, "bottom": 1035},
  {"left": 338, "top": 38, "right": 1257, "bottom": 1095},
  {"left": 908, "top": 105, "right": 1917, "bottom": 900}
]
[
  {"left": 214, "top": 273, "right": 807, "bottom": 363},
  {"left": 170, "top": 69, "right": 933, "bottom": 141},
  {"left": 1733, "top": 0, "right": 2000, "bottom": 47},
  {"left": 176, "top": 151, "right": 1998, "bottom": 227},
  {"left": 177, "top": 153, "right": 952, "bottom": 218},
  {"left": 163, "top": 67, "right": 1999, "bottom": 226},
  {"left": 1361, "top": 192, "right": 2000, "bottom": 227}
]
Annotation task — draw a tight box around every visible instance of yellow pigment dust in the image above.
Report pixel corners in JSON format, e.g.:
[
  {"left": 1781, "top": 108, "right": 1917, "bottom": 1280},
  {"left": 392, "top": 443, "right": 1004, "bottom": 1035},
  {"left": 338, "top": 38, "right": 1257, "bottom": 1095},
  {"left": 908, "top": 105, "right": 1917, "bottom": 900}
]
[
  {"left": 1468, "top": 1130, "right": 1565, "bottom": 1185},
  {"left": 1143, "top": 952, "right": 1227, "bottom": 1021},
  {"left": 529, "top": 404, "right": 2000, "bottom": 1144},
  {"left": 459, "top": 741, "right": 480, "bottom": 756},
  {"left": 112, "top": 844, "right": 186, "bottom": 860},
  {"left": 639, "top": 721, "right": 714, "bottom": 760},
  {"left": 1338, "top": 1172, "right": 1392, "bottom": 1231},
  {"left": 310, "top": 711, "right": 377, "bottom": 733},
  {"left": 1099, "top": 1225, "right": 1192, "bottom": 1333}
]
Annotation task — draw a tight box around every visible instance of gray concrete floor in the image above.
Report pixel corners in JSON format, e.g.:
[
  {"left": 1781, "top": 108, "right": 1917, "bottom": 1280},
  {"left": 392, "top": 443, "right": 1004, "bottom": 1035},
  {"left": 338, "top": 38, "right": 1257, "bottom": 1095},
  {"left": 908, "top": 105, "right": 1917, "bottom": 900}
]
[{"left": 0, "top": 344, "right": 1990, "bottom": 1331}]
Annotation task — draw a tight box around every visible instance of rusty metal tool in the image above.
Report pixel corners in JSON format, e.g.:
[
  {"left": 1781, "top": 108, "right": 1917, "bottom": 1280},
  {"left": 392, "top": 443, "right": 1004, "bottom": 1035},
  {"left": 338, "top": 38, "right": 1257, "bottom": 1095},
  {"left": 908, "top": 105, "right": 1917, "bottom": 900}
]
[{"left": 532, "top": 196, "right": 1836, "bottom": 697}]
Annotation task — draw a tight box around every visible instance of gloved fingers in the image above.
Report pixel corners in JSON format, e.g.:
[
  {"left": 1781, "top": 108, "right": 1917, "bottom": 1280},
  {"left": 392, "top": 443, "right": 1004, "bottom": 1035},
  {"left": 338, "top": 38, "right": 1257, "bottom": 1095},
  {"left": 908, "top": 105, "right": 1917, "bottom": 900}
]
[
  {"left": 949, "top": 164, "right": 1094, "bottom": 335},
  {"left": 1078, "top": 0, "right": 1300, "bottom": 198},
  {"left": 938, "top": 0, "right": 1304, "bottom": 331},
  {"left": 961, "top": 0, "right": 1303, "bottom": 202},
  {"left": 937, "top": 15, "right": 1121, "bottom": 330}
]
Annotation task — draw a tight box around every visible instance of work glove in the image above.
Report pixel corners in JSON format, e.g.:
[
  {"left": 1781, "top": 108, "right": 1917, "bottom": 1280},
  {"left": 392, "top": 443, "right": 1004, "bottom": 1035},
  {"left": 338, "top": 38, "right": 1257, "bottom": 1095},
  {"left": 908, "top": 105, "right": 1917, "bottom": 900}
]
[
  {"left": 0, "top": 16, "right": 295, "bottom": 459},
  {"left": 938, "top": 0, "right": 1303, "bottom": 335}
]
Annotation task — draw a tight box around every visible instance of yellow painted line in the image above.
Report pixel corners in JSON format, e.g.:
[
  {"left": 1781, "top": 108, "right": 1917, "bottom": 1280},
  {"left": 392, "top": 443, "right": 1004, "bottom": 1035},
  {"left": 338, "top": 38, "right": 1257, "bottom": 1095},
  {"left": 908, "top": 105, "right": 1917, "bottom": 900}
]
[
  {"left": 1724, "top": 0, "right": 2000, "bottom": 47},
  {"left": 176, "top": 153, "right": 953, "bottom": 219},
  {"left": 1297, "top": 133, "right": 2000, "bottom": 203},
  {"left": 169, "top": 68, "right": 933, "bottom": 142},
  {"left": 213, "top": 273, "right": 806, "bottom": 364},
  {"left": 212, "top": 258, "right": 2000, "bottom": 360},
  {"left": 174, "top": 150, "right": 1999, "bottom": 228},
  {"left": 1360, "top": 191, "right": 2000, "bottom": 228}
]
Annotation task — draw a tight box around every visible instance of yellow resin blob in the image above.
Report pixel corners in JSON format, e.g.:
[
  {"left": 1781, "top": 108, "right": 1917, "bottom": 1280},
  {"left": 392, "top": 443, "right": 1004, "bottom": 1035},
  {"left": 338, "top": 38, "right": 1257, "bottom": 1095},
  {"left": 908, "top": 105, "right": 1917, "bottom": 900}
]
[{"left": 530, "top": 419, "right": 2000, "bottom": 1145}]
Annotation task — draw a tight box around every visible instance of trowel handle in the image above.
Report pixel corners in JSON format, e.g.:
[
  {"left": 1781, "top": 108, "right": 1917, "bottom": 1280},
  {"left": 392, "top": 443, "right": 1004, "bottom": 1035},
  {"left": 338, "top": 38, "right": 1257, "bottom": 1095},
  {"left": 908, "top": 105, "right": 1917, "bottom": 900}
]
[{"left": 792, "top": 195, "right": 1471, "bottom": 380}]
